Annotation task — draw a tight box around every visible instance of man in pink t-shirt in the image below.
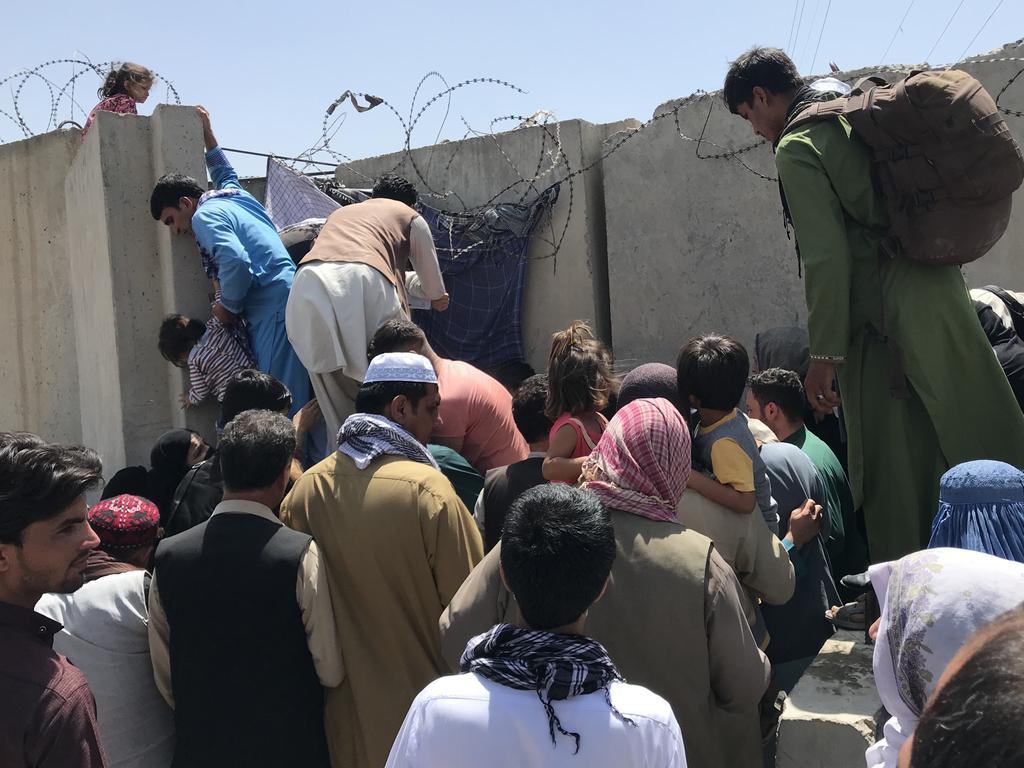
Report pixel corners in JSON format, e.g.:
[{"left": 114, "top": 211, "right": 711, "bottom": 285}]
[{"left": 369, "top": 321, "right": 529, "bottom": 472}]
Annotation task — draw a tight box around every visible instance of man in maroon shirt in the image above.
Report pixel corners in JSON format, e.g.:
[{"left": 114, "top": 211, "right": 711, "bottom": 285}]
[{"left": 0, "top": 432, "right": 108, "bottom": 767}]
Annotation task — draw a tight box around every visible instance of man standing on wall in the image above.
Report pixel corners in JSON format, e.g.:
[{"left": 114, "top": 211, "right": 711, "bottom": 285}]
[
  {"left": 150, "top": 107, "right": 312, "bottom": 420},
  {"left": 724, "top": 47, "right": 1024, "bottom": 561}
]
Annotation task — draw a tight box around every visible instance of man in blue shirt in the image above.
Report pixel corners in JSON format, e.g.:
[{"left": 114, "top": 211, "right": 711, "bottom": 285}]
[{"left": 150, "top": 106, "right": 311, "bottom": 418}]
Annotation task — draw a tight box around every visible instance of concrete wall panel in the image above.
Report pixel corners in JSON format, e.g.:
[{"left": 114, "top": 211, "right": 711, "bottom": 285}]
[
  {"left": 0, "top": 130, "right": 82, "bottom": 442},
  {"left": 336, "top": 117, "right": 639, "bottom": 372},
  {"left": 66, "top": 106, "right": 215, "bottom": 470}
]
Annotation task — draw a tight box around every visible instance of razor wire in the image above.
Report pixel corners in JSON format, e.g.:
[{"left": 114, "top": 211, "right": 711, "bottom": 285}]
[
  {"left": 0, "top": 58, "right": 180, "bottom": 142},
  {"left": 4, "top": 50, "right": 1024, "bottom": 263}
]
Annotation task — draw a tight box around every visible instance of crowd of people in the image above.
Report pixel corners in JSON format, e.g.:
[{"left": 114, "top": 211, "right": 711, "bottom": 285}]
[{"left": 4, "top": 47, "right": 1024, "bottom": 768}]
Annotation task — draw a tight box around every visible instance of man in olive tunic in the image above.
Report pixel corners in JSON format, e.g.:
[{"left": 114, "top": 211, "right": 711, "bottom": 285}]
[{"left": 724, "top": 47, "right": 1024, "bottom": 561}]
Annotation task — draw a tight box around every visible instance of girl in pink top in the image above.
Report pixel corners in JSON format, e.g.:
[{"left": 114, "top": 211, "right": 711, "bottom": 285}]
[
  {"left": 82, "top": 62, "right": 154, "bottom": 139},
  {"left": 542, "top": 321, "right": 613, "bottom": 483}
]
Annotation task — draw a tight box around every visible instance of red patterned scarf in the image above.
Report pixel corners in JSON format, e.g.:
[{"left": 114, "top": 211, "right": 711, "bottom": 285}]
[{"left": 580, "top": 397, "right": 691, "bottom": 522}]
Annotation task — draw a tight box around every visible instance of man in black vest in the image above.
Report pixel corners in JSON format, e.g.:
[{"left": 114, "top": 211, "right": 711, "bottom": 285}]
[
  {"left": 476, "top": 374, "right": 553, "bottom": 551},
  {"left": 148, "top": 410, "right": 341, "bottom": 768}
]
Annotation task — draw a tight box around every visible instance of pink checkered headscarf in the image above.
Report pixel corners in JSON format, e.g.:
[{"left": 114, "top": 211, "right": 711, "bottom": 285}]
[{"left": 580, "top": 397, "right": 691, "bottom": 522}]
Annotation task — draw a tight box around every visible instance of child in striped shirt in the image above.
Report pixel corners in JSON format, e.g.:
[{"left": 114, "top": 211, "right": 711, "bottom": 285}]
[{"left": 159, "top": 310, "right": 256, "bottom": 407}]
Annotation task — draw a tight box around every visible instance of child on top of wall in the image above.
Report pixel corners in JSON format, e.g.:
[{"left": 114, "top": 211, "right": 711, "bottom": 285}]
[
  {"left": 82, "top": 62, "right": 154, "bottom": 139},
  {"left": 159, "top": 300, "right": 256, "bottom": 409},
  {"left": 542, "top": 320, "right": 612, "bottom": 483},
  {"left": 677, "top": 333, "right": 780, "bottom": 534}
]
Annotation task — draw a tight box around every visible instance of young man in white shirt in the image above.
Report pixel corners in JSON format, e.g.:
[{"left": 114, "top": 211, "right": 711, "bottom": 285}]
[{"left": 386, "top": 484, "right": 687, "bottom": 767}]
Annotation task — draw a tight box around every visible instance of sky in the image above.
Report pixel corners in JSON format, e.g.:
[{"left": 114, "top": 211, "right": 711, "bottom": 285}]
[{"left": 3, "top": 0, "right": 1022, "bottom": 176}]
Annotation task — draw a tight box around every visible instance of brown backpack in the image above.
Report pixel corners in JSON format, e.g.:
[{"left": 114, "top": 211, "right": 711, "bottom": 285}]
[{"left": 783, "top": 70, "right": 1024, "bottom": 266}]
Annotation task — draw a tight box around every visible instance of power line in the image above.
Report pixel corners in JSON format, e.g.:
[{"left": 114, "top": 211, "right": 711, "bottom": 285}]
[
  {"left": 799, "top": 0, "right": 821, "bottom": 71},
  {"left": 925, "top": 0, "right": 965, "bottom": 63},
  {"left": 786, "top": 0, "right": 801, "bottom": 52},
  {"left": 810, "top": 0, "right": 834, "bottom": 74},
  {"left": 879, "top": 0, "right": 917, "bottom": 67},
  {"left": 954, "top": 0, "right": 1005, "bottom": 65},
  {"left": 791, "top": 0, "right": 807, "bottom": 58}
]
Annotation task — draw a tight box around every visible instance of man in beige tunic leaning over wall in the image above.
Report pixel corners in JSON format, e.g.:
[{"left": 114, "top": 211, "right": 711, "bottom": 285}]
[{"left": 285, "top": 174, "right": 450, "bottom": 443}]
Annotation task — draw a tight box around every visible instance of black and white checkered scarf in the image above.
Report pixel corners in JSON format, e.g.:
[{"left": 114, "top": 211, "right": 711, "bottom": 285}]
[
  {"left": 337, "top": 414, "right": 439, "bottom": 470},
  {"left": 460, "top": 623, "right": 636, "bottom": 753}
]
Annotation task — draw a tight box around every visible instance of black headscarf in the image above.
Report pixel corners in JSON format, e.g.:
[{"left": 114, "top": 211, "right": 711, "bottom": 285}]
[
  {"left": 148, "top": 429, "right": 197, "bottom": 526},
  {"left": 100, "top": 465, "right": 151, "bottom": 501},
  {"left": 754, "top": 327, "right": 810, "bottom": 379}
]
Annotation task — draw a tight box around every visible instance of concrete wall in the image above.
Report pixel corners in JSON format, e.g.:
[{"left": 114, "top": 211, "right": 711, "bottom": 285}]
[
  {"left": 65, "top": 105, "right": 215, "bottom": 471},
  {"left": 336, "top": 117, "right": 640, "bottom": 372},
  {"left": 776, "top": 630, "right": 880, "bottom": 768},
  {"left": 4, "top": 39, "right": 1023, "bottom": 473},
  {"left": 602, "top": 40, "right": 1024, "bottom": 368},
  {"left": 0, "top": 130, "right": 83, "bottom": 443}
]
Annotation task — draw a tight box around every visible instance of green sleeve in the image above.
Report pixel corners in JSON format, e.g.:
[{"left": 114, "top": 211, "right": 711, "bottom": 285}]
[{"left": 775, "top": 128, "right": 853, "bottom": 362}]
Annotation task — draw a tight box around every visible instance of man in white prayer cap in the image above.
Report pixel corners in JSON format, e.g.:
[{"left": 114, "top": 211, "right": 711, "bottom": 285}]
[{"left": 280, "top": 352, "right": 484, "bottom": 768}]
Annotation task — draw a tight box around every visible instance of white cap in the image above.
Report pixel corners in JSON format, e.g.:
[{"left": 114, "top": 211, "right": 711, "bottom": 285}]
[{"left": 363, "top": 352, "right": 438, "bottom": 385}]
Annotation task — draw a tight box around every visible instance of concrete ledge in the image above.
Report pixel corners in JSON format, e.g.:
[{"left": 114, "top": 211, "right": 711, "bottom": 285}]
[{"left": 776, "top": 630, "right": 880, "bottom": 768}]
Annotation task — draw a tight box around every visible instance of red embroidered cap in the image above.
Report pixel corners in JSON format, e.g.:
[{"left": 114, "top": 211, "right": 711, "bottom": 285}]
[{"left": 88, "top": 494, "right": 160, "bottom": 551}]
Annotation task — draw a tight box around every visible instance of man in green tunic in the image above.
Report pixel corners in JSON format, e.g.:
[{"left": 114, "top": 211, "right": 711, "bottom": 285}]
[
  {"left": 746, "top": 367, "right": 867, "bottom": 582},
  {"left": 724, "top": 47, "right": 1024, "bottom": 562}
]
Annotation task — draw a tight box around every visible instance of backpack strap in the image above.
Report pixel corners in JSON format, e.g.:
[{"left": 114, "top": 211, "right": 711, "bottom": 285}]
[
  {"left": 165, "top": 461, "right": 204, "bottom": 534},
  {"left": 851, "top": 75, "right": 888, "bottom": 93}
]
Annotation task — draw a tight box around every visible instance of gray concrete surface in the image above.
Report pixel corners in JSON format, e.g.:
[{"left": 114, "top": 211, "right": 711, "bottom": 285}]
[
  {"left": 776, "top": 630, "right": 881, "bottom": 768},
  {"left": 66, "top": 105, "right": 217, "bottom": 471},
  {"left": 0, "top": 130, "right": 83, "bottom": 443}
]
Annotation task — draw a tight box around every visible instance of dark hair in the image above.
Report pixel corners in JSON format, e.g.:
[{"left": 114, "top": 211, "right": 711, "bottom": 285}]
[
  {"left": 513, "top": 374, "right": 553, "bottom": 444},
  {"left": 545, "top": 321, "right": 612, "bottom": 420},
  {"left": 486, "top": 360, "right": 537, "bottom": 393},
  {"left": 747, "top": 367, "right": 805, "bottom": 423},
  {"left": 355, "top": 381, "right": 428, "bottom": 416},
  {"left": 158, "top": 314, "right": 205, "bottom": 366},
  {"left": 723, "top": 47, "right": 802, "bottom": 114},
  {"left": 219, "top": 410, "right": 296, "bottom": 492},
  {"left": 372, "top": 174, "right": 418, "bottom": 207},
  {"left": 150, "top": 174, "right": 205, "bottom": 219},
  {"left": 367, "top": 319, "right": 426, "bottom": 360},
  {"left": 220, "top": 370, "right": 292, "bottom": 425},
  {"left": 910, "top": 607, "right": 1024, "bottom": 768},
  {"left": 676, "top": 334, "right": 749, "bottom": 411},
  {"left": 99, "top": 62, "right": 153, "bottom": 98},
  {"left": 501, "top": 485, "right": 615, "bottom": 629},
  {"left": 0, "top": 433, "right": 103, "bottom": 545}
]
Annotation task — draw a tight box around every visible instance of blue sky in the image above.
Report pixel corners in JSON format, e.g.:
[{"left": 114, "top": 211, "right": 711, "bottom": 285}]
[{"left": 4, "top": 0, "right": 1021, "bottom": 176}]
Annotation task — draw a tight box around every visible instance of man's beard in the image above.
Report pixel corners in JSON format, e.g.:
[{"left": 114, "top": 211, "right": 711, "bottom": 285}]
[{"left": 20, "top": 553, "right": 89, "bottom": 597}]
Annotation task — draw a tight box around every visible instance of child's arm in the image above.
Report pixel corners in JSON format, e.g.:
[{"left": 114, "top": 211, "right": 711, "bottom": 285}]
[
  {"left": 542, "top": 424, "right": 586, "bottom": 483},
  {"left": 689, "top": 438, "right": 758, "bottom": 515},
  {"left": 687, "top": 471, "right": 757, "bottom": 514},
  {"left": 186, "top": 356, "right": 211, "bottom": 406}
]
